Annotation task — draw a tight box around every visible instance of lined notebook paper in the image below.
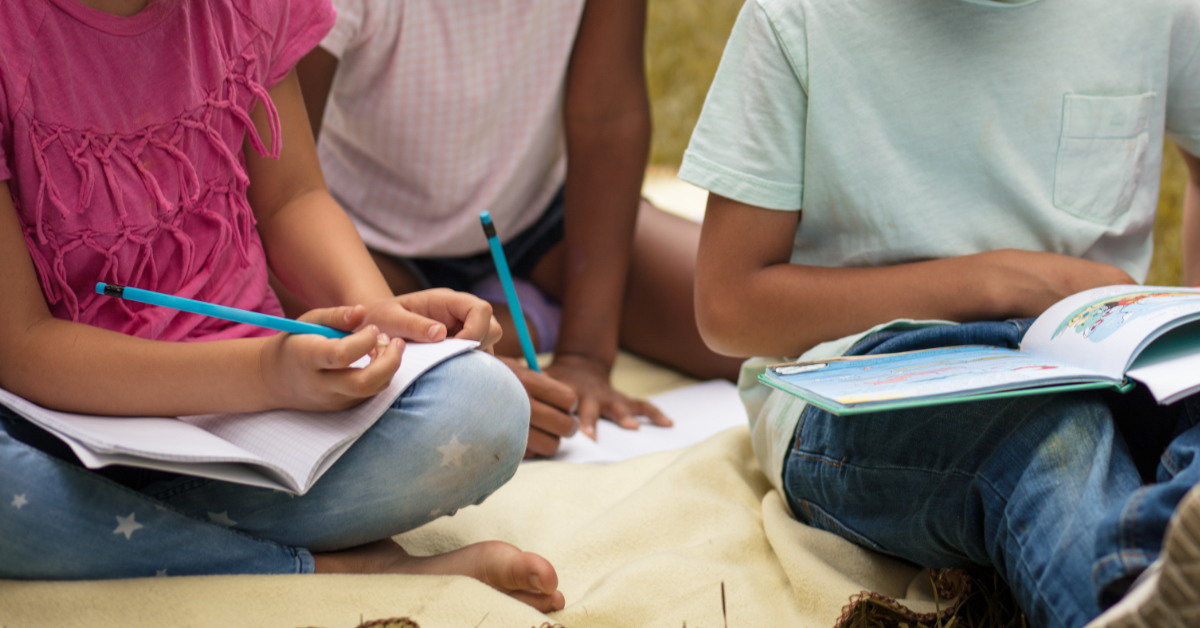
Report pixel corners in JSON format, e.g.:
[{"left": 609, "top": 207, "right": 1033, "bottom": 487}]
[{"left": 0, "top": 339, "right": 478, "bottom": 494}]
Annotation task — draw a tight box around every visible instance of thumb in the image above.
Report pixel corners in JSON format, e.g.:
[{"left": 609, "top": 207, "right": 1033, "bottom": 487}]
[
  {"left": 379, "top": 304, "right": 447, "bottom": 342},
  {"left": 297, "top": 304, "right": 365, "bottom": 332}
]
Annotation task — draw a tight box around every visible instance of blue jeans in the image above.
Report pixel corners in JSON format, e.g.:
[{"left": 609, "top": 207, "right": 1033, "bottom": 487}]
[
  {"left": 781, "top": 320, "right": 1200, "bottom": 628},
  {"left": 0, "top": 350, "right": 530, "bottom": 579}
]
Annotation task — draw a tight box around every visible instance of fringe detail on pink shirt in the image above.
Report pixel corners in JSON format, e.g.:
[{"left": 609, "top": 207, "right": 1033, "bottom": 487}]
[{"left": 23, "top": 54, "right": 281, "bottom": 323}]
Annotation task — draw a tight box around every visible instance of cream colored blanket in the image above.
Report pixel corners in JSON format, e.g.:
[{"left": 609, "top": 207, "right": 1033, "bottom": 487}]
[{"left": 0, "top": 356, "right": 957, "bottom": 628}]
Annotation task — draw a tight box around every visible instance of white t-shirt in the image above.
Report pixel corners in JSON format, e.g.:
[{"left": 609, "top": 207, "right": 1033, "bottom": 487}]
[
  {"left": 318, "top": 0, "right": 586, "bottom": 258},
  {"left": 678, "top": 0, "right": 1200, "bottom": 490}
]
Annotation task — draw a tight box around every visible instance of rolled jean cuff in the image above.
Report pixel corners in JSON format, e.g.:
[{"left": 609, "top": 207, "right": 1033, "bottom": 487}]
[
  {"left": 295, "top": 547, "right": 316, "bottom": 574},
  {"left": 1091, "top": 548, "right": 1157, "bottom": 603}
]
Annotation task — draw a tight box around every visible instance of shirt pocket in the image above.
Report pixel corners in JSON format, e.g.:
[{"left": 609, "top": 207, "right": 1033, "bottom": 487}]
[{"left": 1053, "top": 93, "right": 1155, "bottom": 224}]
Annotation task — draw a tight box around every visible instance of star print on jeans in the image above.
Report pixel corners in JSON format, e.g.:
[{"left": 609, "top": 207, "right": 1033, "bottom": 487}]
[
  {"left": 437, "top": 434, "right": 471, "bottom": 467},
  {"left": 113, "top": 513, "right": 144, "bottom": 539}
]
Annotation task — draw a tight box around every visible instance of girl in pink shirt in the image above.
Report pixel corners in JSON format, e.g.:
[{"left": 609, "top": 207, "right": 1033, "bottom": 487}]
[{"left": 0, "top": 0, "right": 562, "bottom": 611}]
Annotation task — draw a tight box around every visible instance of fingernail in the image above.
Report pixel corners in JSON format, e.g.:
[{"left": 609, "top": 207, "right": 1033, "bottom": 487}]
[
  {"left": 426, "top": 325, "right": 442, "bottom": 340},
  {"left": 368, "top": 325, "right": 379, "bottom": 335},
  {"left": 376, "top": 333, "right": 389, "bottom": 350},
  {"left": 529, "top": 574, "right": 545, "bottom": 592},
  {"left": 566, "top": 416, "right": 580, "bottom": 438}
]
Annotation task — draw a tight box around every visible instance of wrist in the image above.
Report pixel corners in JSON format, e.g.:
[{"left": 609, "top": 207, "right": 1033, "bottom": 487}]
[
  {"left": 550, "top": 350, "right": 613, "bottom": 374},
  {"left": 256, "top": 334, "right": 289, "bottom": 410}
]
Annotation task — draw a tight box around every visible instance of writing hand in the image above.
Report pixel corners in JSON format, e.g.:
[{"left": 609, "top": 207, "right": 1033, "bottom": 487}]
[
  {"left": 261, "top": 305, "right": 403, "bottom": 411},
  {"left": 545, "top": 354, "right": 671, "bottom": 440},
  {"left": 496, "top": 356, "right": 579, "bottom": 458},
  {"left": 364, "top": 288, "right": 503, "bottom": 350}
]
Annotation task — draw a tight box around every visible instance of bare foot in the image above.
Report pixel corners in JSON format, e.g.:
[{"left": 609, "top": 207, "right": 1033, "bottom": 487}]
[{"left": 313, "top": 539, "right": 565, "bottom": 612}]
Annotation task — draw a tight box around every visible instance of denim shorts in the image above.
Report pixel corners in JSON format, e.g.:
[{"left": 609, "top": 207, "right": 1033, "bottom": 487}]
[{"left": 394, "top": 188, "right": 565, "bottom": 293}]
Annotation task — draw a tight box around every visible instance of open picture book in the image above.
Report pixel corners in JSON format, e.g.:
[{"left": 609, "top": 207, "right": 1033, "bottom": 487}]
[
  {"left": 0, "top": 338, "right": 477, "bottom": 494},
  {"left": 759, "top": 285, "right": 1200, "bottom": 415}
]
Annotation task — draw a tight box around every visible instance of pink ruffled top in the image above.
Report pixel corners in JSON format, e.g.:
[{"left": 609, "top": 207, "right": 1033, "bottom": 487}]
[{"left": 0, "top": 0, "right": 334, "bottom": 341}]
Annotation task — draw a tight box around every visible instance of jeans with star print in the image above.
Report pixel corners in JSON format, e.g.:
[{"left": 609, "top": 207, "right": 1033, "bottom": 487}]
[{"left": 0, "top": 350, "right": 530, "bottom": 579}]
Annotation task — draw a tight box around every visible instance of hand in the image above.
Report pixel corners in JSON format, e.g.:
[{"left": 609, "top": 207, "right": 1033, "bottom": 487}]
[
  {"left": 495, "top": 356, "right": 579, "bottom": 458},
  {"left": 973, "top": 249, "right": 1138, "bottom": 319},
  {"left": 545, "top": 354, "right": 671, "bottom": 440},
  {"left": 363, "top": 288, "right": 503, "bottom": 350},
  {"left": 261, "top": 305, "right": 404, "bottom": 411}
]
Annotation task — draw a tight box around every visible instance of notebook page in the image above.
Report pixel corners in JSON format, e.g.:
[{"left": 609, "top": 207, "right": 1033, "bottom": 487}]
[
  {"left": 0, "top": 392, "right": 268, "bottom": 465},
  {"left": 0, "top": 339, "right": 478, "bottom": 494},
  {"left": 177, "top": 338, "right": 478, "bottom": 491},
  {"left": 49, "top": 428, "right": 288, "bottom": 491}
]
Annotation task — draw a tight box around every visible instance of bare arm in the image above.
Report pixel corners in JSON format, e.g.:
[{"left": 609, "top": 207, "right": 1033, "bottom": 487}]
[
  {"left": 0, "top": 182, "right": 273, "bottom": 415},
  {"left": 552, "top": 0, "right": 649, "bottom": 369},
  {"left": 695, "top": 194, "right": 1138, "bottom": 358},
  {"left": 1181, "top": 148, "right": 1200, "bottom": 286},
  {"left": 247, "top": 69, "right": 392, "bottom": 312},
  {"left": 541, "top": 0, "right": 670, "bottom": 431},
  {"left": 296, "top": 46, "right": 339, "bottom": 141}
]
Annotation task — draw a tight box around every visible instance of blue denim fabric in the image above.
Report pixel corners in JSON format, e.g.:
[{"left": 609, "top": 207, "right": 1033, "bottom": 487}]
[
  {"left": 0, "top": 350, "right": 529, "bottom": 579},
  {"left": 781, "top": 320, "right": 1199, "bottom": 628}
]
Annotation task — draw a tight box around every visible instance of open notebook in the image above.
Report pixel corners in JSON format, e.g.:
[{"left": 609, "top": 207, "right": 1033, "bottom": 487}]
[
  {"left": 548, "top": 380, "right": 747, "bottom": 464},
  {"left": 0, "top": 339, "right": 477, "bottom": 494}
]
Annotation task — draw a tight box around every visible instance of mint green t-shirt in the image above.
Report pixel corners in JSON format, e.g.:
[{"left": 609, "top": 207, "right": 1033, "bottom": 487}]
[{"left": 679, "top": 0, "right": 1200, "bottom": 492}]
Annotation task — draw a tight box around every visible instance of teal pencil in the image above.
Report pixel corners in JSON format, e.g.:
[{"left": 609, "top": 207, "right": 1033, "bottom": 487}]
[
  {"left": 479, "top": 211, "right": 541, "bottom": 372},
  {"left": 96, "top": 283, "right": 350, "bottom": 338}
]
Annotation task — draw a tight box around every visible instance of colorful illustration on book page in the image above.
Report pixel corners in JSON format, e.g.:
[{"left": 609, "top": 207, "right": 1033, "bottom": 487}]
[
  {"left": 1051, "top": 291, "right": 1200, "bottom": 343},
  {"left": 778, "top": 347, "right": 1088, "bottom": 405}
]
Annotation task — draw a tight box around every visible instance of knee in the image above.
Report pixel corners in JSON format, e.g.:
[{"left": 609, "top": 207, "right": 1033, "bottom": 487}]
[{"left": 413, "top": 350, "right": 530, "bottom": 487}]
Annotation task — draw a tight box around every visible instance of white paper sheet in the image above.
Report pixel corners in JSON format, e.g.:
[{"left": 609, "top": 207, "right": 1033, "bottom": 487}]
[
  {"left": 0, "top": 339, "right": 477, "bottom": 493},
  {"left": 547, "top": 380, "right": 747, "bottom": 464}
]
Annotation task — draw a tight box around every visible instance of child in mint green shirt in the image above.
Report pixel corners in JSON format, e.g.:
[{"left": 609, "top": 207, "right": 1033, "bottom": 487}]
[{"left": 683, "top": 1, "right": 1200, "bottom": 626}]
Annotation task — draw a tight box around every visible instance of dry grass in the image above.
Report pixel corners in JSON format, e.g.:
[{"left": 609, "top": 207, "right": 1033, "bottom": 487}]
[
  {"left": 645, "top": 0, "right": 744, "bottom": 167},
  {"left": 840, "top": 570, "right": 1027, "bottom": 628}
]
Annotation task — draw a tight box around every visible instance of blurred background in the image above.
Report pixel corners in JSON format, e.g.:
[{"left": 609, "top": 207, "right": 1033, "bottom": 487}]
[{"left": 640, "top": 0, "right": 1188, "bottom": 286}]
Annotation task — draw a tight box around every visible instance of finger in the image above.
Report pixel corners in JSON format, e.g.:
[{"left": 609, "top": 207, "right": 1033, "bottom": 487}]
[
  {"left": 297, "top": 304, "right": 366, "bottom": 332},
  {"left": 452, "top": 300, "right": 500, "bottom": 346},
  {"left": 476, "top": 315, "right": 504, "bottom": 351},
  {"left": 629, "top": 399, "right": 673, "bottom": 427},
  {"left": 518, "top": 370, "right": 577, "bottom": 413},
  {"left": 604, "top": 399, "right": 641, "bottom": 431},
  {"left": 380, "top": 302, "right": 447, "bottom": 342},
  {"left": 524, "top": 425, "right": 562, "bottom": 458},
  {"left": 311, "top": 325, "right": 381, "bottom": 370},
  {"left": 405, "top": 289, "right": 495, "bottom": 343},
  {"left": 576, "top": 395, "right": 601, "bottom": 440},
  {"left": 530, "top": 398, "right": 578, "bottom": 438},
  {"left": 327, "top": 337, "right": 404, "bottom": 399}
]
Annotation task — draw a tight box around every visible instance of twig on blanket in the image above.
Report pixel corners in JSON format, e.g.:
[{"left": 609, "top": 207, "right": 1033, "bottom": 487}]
[
  {"left": 471, "top": 612, "right": 489, "bottom": 628},
  {"left": 929, "top": 571, "right": 942, "bottom": 627},
  {"left": 836, "top": 568, "right": 1026, "bottom": 628},
  {"left": 721, "top": 581, "right": 728, "bottom": 628}
]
